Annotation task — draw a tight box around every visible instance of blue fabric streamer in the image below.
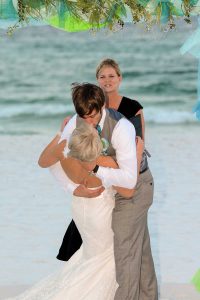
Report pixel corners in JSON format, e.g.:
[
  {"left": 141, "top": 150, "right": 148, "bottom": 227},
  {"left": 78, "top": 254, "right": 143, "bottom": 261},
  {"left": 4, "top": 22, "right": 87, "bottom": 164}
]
[
  {"left": 0, "top": 0, "right": 18, "bottom": 28},
  {"left": 58, "top": 0, "right": 67, "bottom": 28},
  {"left": 0, "top": 0, "right": 46, "bottom": 28},
  {"left": 0, "top": 0, "right": 18, "bottom": 19},
  {"left": 180, "top": 17, "right": 200, "bottom": 120},
  {"left": 160, "top": 1, "right": 170, "bottom": 24},
  {"left": 194, "top": 63, "right": 200, "bottom": 119}
]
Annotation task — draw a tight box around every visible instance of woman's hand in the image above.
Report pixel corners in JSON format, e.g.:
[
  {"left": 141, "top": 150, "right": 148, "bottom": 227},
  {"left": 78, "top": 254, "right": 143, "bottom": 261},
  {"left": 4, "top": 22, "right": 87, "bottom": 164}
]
[
  {"left": 60, "top": 116, "right": 72, "bottom": 132},
  {"left": 52, "top": 140, "right": 66, "bottom": 161},
  {"left": 38, "top": 138, "right": 67, "bottom": 168},
  {"left": 136, "top": 136, "right": 144, "bottom": 155},
  {"left": 136, "top": 136, "right": 144, "bottom": 178},
  {"left": 73, "top": 184, "right": 105, "bottom": 198}
]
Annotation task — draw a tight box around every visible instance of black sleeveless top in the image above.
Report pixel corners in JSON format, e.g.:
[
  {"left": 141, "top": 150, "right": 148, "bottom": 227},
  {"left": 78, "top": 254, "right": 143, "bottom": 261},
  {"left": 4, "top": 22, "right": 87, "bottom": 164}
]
[
  {"left": 117, "top": 96, "right": 143, "bottom": 138},
  {"left": 117, "top": 96, "right": 143, "bottom": 119}
]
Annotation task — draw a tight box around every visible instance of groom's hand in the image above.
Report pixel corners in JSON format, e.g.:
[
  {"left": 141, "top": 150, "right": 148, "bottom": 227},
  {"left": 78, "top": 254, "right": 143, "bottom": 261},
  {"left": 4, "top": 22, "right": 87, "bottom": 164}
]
[{"left": 73, "top": 184, "right": 105, "bottom": 198}]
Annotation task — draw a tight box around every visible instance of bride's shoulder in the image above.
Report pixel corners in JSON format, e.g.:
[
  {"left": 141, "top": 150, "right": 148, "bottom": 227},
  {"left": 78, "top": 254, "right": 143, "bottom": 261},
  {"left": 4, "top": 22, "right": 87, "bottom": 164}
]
[
  {"left": 60, "top": 157, "right": 85, "bottom": 184},
  {"left": 60, "top": 157, "right": 102, "bottom": 187}
]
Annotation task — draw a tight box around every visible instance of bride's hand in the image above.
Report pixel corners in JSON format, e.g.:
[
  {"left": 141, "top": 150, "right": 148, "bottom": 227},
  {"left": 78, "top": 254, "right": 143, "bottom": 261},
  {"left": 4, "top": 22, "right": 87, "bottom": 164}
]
[
  {"left": 52, "top": 140, "right": 66, "bottom": 161},
  {"left": 60, "top": 116, "right": 72, "bottom": 132},
  {"left": 73, "top": 184, "right": 105, "bottom": 198}
]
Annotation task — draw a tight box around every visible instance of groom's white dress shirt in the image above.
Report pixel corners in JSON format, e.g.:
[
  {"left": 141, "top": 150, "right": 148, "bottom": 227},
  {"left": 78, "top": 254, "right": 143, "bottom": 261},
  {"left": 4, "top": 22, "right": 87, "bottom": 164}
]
[{"left": 49, "top": 109, "right": 137, "bottom": 194}]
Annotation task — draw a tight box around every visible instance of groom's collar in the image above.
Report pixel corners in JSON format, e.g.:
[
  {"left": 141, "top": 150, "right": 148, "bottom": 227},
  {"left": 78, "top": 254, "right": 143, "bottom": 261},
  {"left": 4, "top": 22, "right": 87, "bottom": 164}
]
[{"left": 98, "top": 108, "right": 106, "bottom": 130}]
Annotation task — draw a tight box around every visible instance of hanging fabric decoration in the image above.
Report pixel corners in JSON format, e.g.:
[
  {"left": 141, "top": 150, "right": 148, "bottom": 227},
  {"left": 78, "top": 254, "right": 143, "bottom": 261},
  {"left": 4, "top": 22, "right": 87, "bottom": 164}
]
[
  {"left": 180, "top": 17, "right": 200, "bottom": 120},
  {"left": 0, "top": 0, "right": 18, "bottom": 28},
  {"left": 45, "top": 0, "right": 92, "bottom": 32},
  {"left": 45, "top": 0, "right": 96, "bottom": 32},
  {"left": 1, "top": 0, "right": 200, "bottom": 32},
  {"left": 0, "top": 0, "right": 17, "bottom": 19},
  {"left": 0, "top": 0, "right": 46, "bottom": 30}
]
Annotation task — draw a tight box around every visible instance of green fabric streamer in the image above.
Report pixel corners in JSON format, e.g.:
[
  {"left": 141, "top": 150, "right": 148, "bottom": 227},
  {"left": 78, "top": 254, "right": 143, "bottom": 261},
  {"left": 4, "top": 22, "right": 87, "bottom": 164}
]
[
  {"left": 47, "top": 13, "right": 100, "bottom": 32},
  {"left": 192, "top": 269, "right": 200, "bottom": 292}
]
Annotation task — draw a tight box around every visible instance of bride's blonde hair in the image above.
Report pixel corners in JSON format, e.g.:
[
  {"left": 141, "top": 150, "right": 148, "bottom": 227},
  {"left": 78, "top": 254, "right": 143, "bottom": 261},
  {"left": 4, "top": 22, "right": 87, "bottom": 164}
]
[{"left": 67, "top": 122, "right": 102, "bottom": 162}]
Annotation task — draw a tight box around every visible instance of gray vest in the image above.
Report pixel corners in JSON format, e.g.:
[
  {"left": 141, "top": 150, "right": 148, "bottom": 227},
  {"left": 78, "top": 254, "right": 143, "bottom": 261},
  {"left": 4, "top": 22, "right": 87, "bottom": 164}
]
[{"left": 77, "top": 108, "right": 148, "bottom": 173}]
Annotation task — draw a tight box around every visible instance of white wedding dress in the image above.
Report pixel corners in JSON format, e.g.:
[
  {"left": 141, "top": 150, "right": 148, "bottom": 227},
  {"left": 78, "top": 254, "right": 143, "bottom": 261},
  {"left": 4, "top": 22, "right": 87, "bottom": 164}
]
[{"left": 7, "top": 187, "right": 118, "bottom": 300}]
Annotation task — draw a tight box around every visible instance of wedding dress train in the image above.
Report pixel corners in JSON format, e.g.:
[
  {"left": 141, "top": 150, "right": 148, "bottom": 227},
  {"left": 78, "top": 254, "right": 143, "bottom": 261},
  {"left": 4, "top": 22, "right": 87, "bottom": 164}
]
[{"left": 7, "top": 188, "right": 118, "bottom": 300}]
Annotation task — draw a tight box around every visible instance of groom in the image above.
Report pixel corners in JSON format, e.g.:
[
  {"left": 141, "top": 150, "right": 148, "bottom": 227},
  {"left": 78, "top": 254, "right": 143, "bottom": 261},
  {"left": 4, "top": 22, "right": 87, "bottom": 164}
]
[{"left": 39, "top": 83, "right": 158, "bottom": 300}]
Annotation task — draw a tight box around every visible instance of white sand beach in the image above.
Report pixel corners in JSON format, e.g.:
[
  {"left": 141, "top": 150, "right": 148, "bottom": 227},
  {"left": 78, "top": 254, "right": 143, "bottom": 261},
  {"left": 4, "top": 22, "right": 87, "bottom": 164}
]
[
  {"left": 0, "top": 283, "right": 199, "bottom": 300},
  {"left": 0, "top": 124, "right": 200, "bottom": 299}
]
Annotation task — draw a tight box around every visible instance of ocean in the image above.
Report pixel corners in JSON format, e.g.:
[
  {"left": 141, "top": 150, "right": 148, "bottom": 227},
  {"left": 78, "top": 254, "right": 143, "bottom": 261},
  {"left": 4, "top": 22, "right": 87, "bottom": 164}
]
[
  {"left": 0, "top": 23, "right": 200, "bottom": 289},
  {"left": 0, "top": 23, "right": 199, "bottom": 136}
]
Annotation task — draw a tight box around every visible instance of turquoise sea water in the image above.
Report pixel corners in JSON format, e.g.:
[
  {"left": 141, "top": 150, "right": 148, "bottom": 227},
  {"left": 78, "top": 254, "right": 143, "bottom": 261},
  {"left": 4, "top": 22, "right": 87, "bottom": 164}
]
[{"left": 0, "top": 23, "right": 199, "bottom": 135}]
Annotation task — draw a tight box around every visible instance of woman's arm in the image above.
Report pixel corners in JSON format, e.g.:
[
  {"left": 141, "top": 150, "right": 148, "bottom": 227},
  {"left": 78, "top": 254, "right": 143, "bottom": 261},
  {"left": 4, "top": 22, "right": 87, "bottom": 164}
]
[
  {"left": 135, "top": 109, "right": 145, "bottom": 142},
  {"left": 49, "top": 135, "right": 102, "bottom": 187},
  {"left": 38, "top": 133, "right": 63, "bottom": 168},
  {"left": 135, "top": 136, "right": 144, "bottom": 177},
  {"left": 60, "top": 157, "right": 102, "bottom": 188},
  {"left": 38, "top": 116, "right": 72, "bottom": 168}
]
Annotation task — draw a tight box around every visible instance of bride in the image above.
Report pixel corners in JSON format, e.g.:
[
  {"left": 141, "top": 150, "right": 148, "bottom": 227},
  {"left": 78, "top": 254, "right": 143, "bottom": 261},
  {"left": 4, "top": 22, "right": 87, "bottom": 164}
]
[{"left": 7, "top": 122, "right": 141, "bottom": 300}]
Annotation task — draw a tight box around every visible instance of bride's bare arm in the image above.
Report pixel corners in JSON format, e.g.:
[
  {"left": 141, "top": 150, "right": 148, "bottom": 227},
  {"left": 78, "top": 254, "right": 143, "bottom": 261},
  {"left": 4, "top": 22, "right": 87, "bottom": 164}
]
[
  {"left": 38, "top": 133, "right": 64, "bottom": 168},
  {"left": 38, "top": 138, "right": 97, "bottom": 186},
  {"left": 38, "top": 116, "right": 72, "bottom": 168},
  {"left": 60, "top": 157, "right": 102, "bottom": 188}
]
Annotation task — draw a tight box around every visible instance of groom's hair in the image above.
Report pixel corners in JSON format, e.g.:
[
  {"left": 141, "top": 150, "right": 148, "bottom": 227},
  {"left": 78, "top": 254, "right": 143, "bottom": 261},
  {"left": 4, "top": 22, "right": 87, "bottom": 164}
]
[{"left": 71, "top": 83, "right": 105, "bottom": 118}]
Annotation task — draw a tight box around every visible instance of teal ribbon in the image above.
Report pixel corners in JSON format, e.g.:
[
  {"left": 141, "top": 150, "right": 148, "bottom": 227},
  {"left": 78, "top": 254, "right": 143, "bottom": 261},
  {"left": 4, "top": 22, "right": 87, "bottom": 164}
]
[
  {"left": 96, "top": 125, "right": 102, "bottom": 136},
  {"left": 58, "top": 0, "right": 67, "bottom": 28},
  {"left": 160, "top": 1, "right": 171, "bottom": 24}
]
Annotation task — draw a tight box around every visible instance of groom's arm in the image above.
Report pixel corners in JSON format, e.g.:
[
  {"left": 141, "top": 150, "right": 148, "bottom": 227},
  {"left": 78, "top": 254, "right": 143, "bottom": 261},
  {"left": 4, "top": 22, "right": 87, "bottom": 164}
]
[{"left": 96, "top": 118, "right": 138, "bottom": 189}]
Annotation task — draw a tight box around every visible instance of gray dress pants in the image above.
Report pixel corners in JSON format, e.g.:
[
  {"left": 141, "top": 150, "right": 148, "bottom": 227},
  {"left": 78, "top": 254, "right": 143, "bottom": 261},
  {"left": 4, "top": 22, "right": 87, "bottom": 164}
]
[{"left": 112, "top": 169, "right": 158, "bottom": 300}]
